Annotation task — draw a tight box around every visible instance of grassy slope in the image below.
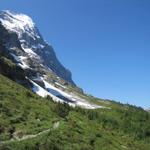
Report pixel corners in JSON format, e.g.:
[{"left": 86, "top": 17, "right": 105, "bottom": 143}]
[
  {"left": 0, "top": 74, "right": 150, "bottom": 150},
  {"left": 0, "top": 74, "right": 60, "bottom": 138}
]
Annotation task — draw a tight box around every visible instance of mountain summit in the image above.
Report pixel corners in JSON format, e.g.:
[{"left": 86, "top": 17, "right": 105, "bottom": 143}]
[{"left": 0, "top": 10, "right": 74, "bottom": 84}]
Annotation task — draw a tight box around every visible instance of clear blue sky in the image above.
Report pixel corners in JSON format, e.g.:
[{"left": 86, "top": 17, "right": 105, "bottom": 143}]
[{"left": 0, "top": 0, "right": 150, "bottom": 108}]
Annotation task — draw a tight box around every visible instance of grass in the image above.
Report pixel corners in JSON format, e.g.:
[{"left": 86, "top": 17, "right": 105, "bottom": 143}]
[{"left": 0, "top": 74, "right": 150, "bottom": 150}]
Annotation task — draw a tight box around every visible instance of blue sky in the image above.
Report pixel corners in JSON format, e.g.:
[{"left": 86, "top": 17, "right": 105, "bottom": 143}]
[{"left": 0, "top": 0, "right": 150, "bottom": 108}]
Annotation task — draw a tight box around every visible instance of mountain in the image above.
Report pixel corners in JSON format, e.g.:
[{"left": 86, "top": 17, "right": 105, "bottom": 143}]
[
  {"left": 0, "top": 10, "right": 150, "bottom": 150},
  {"left": 0, "top": 10, "right": 74, "bottom": 84},
  {"left": 0, "top": 10, "right": 104, "bottom": 109}
]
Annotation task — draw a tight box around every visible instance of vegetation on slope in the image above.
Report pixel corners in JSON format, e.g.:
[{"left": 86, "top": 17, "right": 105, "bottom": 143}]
[
  {"left": 0, "top": 43, "right": 31, "bottom": 89},
  {"left": 0, "top": 74, "right": 150, "bottom": 150}
]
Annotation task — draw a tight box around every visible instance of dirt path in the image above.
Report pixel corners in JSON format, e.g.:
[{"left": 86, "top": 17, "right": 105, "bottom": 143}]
[{"left": 0, "top": 121, "right": 60, "bottom": 144}]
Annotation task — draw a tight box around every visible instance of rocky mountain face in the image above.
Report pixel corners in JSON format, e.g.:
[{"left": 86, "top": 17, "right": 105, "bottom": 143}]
[
  {"left": 0, "top": 10, "right": 74, "bottom": 85},
  {"left": 0, "top": 10, "right": 101, "bottom": 109}
]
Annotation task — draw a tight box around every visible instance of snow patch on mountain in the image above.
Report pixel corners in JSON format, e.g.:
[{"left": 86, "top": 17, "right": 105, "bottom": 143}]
[
  {"left": 30, "top": 76, "right": 103, "bottom": 109},
  {"left": 11, "top": 53, "right": 29, "bottom": 69},
  {"left": 43, "top": 79, "right": 72, "bottom": 99},
  {"left": 31, "top": 80, "right": 49, "bottom": 97},
  {"left": 21, "top": 47, "right": 37, "bottom": 57},
  {"left": 30, "top": 79, "right": 75, "bottom": 107}
]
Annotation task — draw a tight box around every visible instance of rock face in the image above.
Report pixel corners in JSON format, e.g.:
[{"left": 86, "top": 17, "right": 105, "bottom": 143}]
[
  {"left": 0, "top": 10, "right": 74, "bottom": 85},
  {"left": 0, "top": 10, "right": 102, "bottom": 109}
]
